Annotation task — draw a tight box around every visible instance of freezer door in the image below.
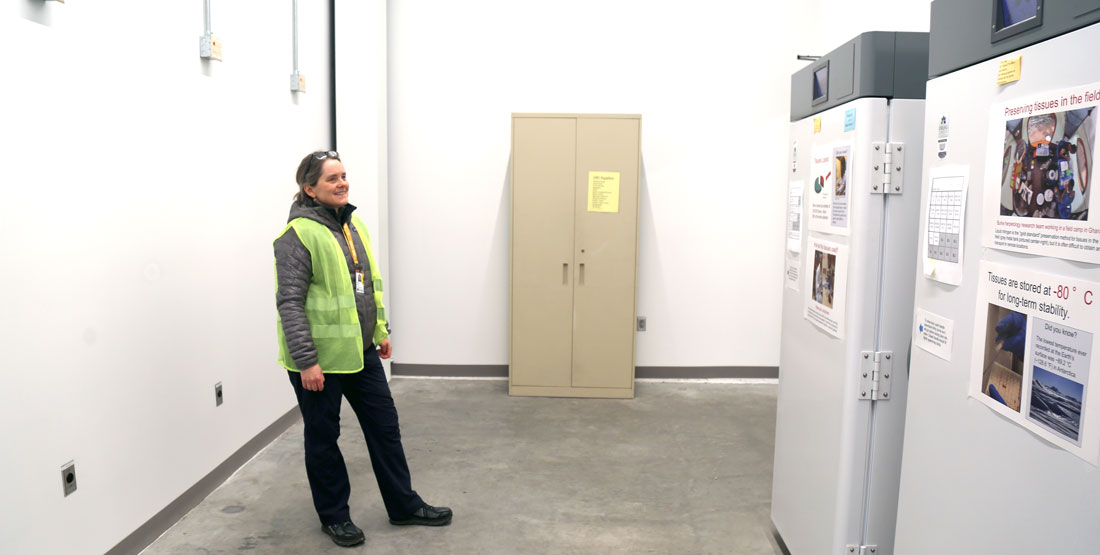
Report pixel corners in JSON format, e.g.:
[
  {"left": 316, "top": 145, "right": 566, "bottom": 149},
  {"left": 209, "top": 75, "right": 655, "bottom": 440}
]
[
  {"left": 896, "top": 23, "right": 1100, "bottom": 555},
  {"left": 772, "top": 97, "right": 891, "bottom": 554}
]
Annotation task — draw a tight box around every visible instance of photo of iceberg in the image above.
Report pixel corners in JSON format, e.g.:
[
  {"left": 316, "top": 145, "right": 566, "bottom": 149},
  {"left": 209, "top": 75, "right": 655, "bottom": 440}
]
[{"left": 1028, "top": 366, "right": 1085, "bottom": 443}]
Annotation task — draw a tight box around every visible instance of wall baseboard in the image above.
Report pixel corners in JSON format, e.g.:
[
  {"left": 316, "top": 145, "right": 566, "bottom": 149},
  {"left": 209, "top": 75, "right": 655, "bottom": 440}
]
[
  {"left": 391, "top": 363, "right": 778, "bottom": 380},
  {"left": 392, "top": 363, "right": 508, "bottom": 378},
  {"left": 636, "top": 366, "right": 778, "bottom": 379},
  {"left": 105, "top": 407, "right": 302, "bottom": 555}
]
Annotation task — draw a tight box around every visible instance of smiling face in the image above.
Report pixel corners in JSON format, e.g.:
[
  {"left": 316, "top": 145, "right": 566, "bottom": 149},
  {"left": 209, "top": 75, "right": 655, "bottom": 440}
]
[{"left": 305, "top": 159, "right": 349, "bottom": 208}]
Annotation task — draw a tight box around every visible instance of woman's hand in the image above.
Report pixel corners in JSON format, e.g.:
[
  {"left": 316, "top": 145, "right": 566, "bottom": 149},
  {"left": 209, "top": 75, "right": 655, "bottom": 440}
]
[
  {"left": 301, "top": 364, "right": 325, "bottom": 391},
  {"left": 379, "top": 338, "right": 393, "bottom": 359}
]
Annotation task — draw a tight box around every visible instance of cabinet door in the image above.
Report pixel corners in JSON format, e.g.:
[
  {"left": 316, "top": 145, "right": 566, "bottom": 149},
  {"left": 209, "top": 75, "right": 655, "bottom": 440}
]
[
  {"left": 510, "top": 117, "right": 577, "bottom": 387},
  {"left": 571, "top": 117, "right": 640, "bottom": 389}
]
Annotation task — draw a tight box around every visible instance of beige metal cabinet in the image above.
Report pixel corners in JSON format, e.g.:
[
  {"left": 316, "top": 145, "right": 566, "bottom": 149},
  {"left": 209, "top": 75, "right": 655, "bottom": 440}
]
[{"left": 509, "top": 113, "right": 641, "bottom": 398}]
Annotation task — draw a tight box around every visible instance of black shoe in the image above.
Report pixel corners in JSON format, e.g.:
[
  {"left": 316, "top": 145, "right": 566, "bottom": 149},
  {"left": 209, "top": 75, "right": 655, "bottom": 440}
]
[
  {"left": 322, "top": 521, "right": 366, "bottom": 547},
  {"left": 389, "top": 503, "right": 453, "bottom": 526}
]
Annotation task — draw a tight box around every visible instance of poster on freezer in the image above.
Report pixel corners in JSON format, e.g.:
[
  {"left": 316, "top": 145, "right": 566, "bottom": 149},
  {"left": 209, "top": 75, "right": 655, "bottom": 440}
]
[
  {"left": 922, "top": 165, "right": 969, "bottom": 285},
  {"left": 831, "top": 145, "right": 850, "bottom": 229},
  {"left": 803, "top": 237, "right": 848, "bottom": 339},
  {"left": 787, "top": 179, "right": 804, "bottom": 253},
  {"left": 983, "top": 82, "right": 1100, "bottom": 264},
  {"left": 970, "top": 260, "right": 1100, "bottom": 464},
  {"left": 808, "top": 145, "right": 851, "bottom": 236},
  {"left": 785, "top": 180, "right": 804, "bottom": 291}
]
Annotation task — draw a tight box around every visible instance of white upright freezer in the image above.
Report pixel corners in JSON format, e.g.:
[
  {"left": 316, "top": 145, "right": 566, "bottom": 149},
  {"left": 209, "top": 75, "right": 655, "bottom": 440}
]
[
  {"left": 772, "top": 32, "right": 929, "bottom": 555},
  {"left": 896, "top": 1, "right": 1100, "bottom": 553}
]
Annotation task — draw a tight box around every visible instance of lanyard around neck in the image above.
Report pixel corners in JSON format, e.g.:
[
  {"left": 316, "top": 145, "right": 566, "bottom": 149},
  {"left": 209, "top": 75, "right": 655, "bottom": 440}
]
[{"left": 340, "top": 223, "right": 361, "bottom": 268}]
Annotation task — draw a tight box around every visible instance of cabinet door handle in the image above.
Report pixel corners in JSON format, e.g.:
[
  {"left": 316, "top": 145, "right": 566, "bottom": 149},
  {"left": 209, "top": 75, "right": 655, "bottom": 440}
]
[
  {"left": 563, "top": 263, "right": 568, "bottom": 284},
  {"left": 579, "top": 263, "right": 585, "bottom": 285}
]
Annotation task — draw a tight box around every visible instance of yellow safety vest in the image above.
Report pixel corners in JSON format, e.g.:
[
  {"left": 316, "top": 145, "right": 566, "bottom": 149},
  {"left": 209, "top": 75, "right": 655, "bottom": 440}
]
[{"left": 275, "top": 214, "right": 389, "bottom": 373}]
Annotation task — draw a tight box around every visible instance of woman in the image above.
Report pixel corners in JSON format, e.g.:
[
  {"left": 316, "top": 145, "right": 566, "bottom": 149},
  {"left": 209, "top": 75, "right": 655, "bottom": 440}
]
[{"left": 273, "top": 151, "right": 451, "bottom": 548}]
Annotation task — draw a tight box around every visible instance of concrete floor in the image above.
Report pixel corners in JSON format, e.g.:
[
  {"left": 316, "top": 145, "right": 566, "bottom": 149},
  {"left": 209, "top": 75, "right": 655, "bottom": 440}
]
[{"left": 143, "top": 379, "right": 782, "bottom": 554}]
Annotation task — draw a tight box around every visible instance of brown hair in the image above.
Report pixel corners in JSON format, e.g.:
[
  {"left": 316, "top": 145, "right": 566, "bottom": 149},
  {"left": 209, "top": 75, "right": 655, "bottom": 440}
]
[{"left": 294, "top": 151, "right": 341, "bottom": 204}]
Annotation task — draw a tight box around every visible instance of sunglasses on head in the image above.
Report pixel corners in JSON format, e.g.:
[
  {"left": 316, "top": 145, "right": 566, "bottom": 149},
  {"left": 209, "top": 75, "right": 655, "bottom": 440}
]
[{"left": 305, "top": 150, "right": 339, "bottom": 174}]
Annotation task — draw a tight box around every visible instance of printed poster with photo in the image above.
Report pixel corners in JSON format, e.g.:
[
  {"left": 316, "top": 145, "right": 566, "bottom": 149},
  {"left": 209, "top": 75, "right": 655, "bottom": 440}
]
[
  {"left": 970, "top": 260, "right": 1100, "bottom": 464},
  {"left": 803, "top": 236, "right": 848, "bottom": 339},
  {"left": 983, "top": 82, "right": 1100, "bottom": 264},
  {"left": 831, "top": 145, "right": 851, "bottom": 229},
  {"left": 808, "top": 144, "right": 852, "bottom": 236}
]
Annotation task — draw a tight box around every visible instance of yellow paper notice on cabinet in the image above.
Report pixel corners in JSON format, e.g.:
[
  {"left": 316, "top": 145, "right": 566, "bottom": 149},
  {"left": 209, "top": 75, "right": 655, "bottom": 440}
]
[{"left": 587, "top": 171, "right": 620, "bottom": 213}]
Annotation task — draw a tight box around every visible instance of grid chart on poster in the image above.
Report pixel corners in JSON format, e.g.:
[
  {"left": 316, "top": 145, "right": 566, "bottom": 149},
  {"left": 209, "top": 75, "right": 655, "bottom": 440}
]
[{"left": 927, "top": 176, "right": 964, "bottom": 262}]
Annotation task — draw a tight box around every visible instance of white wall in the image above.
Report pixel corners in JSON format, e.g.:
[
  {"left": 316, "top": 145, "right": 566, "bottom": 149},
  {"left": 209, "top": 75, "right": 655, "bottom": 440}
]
[
  {"left": 804, "top": 0, "right": 934, "bottom": 55},
  {"left": 386, "top": 0, "right": 932, "bottom": 368},
  {"left": 335, "top": 0, "right": 390, "bottom": 375},
  {"left": 0, "top": 1, "right": 333, "bottom": 553}
]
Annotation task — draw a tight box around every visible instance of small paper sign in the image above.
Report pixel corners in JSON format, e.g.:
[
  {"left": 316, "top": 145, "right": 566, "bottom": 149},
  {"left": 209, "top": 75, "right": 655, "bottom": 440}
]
[
  {"left": 997, "top": 56, "right": 1022, "bottom": 85},
  {"left": 587, "top": 171, "right": 620, "bottom": 213},
  {"left": 844, "top": 108, "right": 856, "bottom": 132},
  {"left": 915, "top": 308, "right": 954, "bottom": 362}
]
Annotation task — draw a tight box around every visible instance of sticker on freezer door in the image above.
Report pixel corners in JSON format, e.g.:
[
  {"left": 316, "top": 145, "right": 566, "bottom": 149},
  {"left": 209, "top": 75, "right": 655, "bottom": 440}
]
[
  {"left": 984, "top": 82, "right": 1100, "bottom": 264},
  {"left": 915, "top": 308, "right": 954, "bottom": 362},
  {"left": 922, "top": 165, "right": 969, "bottom": 285},
  {"left": 803, "top": 237, "right": 847, "bottom": 339},
  {"left": 971, "top": 261, "right": 1100, "bottom": 464},
  {"left": 786, "top": 253, "right": 800, "bottom": 291},
  {"left": 808, "top": 145, "right": 851, "bottom": 235},
  {"left": 937, "top": 115, "right": 950, "bottom": 159}
]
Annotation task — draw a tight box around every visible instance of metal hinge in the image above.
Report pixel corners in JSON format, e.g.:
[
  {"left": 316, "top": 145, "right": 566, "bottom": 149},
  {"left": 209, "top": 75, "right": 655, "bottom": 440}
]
[
  {"left": 859, "top": 351, "right": 893, "bottom": 401},
  {"left": 871, "top": 142, "right": 904, "bottom": 194},
  {"left": 845, "top": 545, "right": 879, "bottom": 555}
]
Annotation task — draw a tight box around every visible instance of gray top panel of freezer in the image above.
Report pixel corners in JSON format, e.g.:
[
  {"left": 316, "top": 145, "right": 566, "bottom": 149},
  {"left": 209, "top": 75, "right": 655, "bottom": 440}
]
[
  {"left": 790, "top": 32, "right": 930, "bottom": 122},
  {"left": 929, "top": 0, "right": 1100, "bottom": 78}
]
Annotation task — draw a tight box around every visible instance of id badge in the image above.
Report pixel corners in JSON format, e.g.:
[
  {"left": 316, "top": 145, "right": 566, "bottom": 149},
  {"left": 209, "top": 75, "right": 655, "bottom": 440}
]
[{"left": 354, "top": 271, "right": 365, "bottom": 294}]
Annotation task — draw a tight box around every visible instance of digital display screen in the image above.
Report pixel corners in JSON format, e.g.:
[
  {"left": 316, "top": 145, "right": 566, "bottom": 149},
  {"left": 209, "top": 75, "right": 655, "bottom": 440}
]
[
  {"left": 813, "top": 66, "right": 828, "bottom": 102},
  {"left": 1002, "top": 0, "right": 1039, "bottom": 28}
]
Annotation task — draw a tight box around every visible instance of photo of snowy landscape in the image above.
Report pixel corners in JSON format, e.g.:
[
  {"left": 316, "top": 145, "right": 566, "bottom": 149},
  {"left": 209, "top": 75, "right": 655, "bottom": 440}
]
[{"left": 1029, "top": 366, "right": 1085, "bottom": 443}]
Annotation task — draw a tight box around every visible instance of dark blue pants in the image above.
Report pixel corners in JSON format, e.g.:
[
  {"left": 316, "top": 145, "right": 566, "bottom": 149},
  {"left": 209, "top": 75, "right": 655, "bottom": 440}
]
[{"left": 288, "top": 347, "right": 423, "bottom": 525}]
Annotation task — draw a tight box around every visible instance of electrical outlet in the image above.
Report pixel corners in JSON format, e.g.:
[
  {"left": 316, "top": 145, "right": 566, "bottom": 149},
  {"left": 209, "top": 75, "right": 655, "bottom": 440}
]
[
  {"left": 637, "top": 317, "right": 646, "bottom": 332},
  {"left": 215, "top": 382, "right": 223, "bottom": 406},
  {"left": 61, "top": 461, "right": 77, "bottom": 497},
  {"left": 200, "top": 33, "right": 223, "bottom": 61},
  {"left": 290, "top": 72, "right": 306, "bottom": 92}
]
